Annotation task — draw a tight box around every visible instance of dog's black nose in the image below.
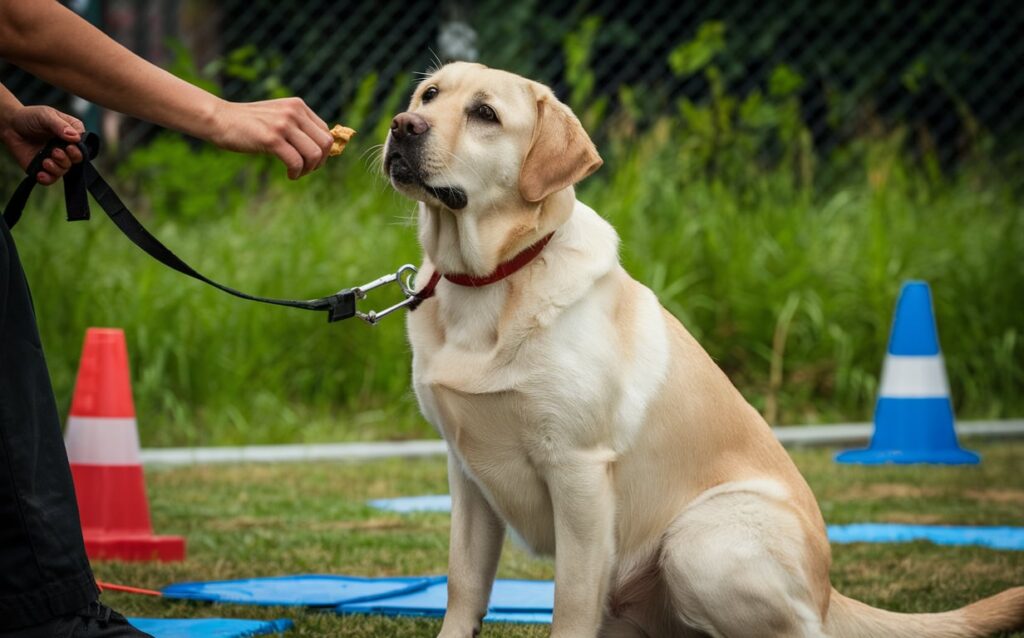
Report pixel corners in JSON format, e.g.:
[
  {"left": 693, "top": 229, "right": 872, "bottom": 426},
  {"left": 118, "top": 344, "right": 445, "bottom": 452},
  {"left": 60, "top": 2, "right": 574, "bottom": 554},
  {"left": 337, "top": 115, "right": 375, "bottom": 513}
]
[{"left": 391, "top": 112, "right": 430, "bottom": 140}]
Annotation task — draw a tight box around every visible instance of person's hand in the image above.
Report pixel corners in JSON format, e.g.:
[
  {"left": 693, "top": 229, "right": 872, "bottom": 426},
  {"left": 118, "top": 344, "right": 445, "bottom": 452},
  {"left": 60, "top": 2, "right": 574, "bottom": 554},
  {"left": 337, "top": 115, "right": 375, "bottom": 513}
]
[
  {"left": 207, "top": 97, "right": 335, "bottom": 180},
  {"left": 0, "top": 105, "right": 85, "bottom": 185}
]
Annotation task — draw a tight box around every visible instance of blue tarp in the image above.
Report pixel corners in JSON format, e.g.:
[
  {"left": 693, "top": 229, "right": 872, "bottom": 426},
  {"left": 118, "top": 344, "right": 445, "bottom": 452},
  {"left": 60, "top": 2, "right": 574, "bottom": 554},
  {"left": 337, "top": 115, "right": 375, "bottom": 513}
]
[
  {"left": 337, "top": 578, "right": 553, "bottom": 624},
  {"left": 162, "top": 575, "right": 440, "bottom": 607},
  {"left": 128, "top": 618, "right": 291, "bottom": 638},
  {"left": 163, "top": 574, "right": 554, "bottom": 625},
  {"left": 827, "top": 523, "right": 1024, "bottom": 551},
  {"left": 368, "top": 495, "right": 452, "bottom": 513}
]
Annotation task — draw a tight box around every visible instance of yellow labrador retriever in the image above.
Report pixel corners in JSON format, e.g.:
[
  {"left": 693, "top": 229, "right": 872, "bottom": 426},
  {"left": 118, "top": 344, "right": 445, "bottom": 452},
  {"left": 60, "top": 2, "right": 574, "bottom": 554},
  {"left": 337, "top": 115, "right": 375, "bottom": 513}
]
[{"left": 383, "top": 61, "right": 1023, "bottom": 638}]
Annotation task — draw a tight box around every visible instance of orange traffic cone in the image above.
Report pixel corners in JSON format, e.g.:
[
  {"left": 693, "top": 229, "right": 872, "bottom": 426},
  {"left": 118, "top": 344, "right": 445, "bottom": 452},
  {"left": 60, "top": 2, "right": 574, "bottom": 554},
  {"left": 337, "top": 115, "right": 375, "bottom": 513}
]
[{"left": 64, "top": 327, "right": 185, "bottom": 561}]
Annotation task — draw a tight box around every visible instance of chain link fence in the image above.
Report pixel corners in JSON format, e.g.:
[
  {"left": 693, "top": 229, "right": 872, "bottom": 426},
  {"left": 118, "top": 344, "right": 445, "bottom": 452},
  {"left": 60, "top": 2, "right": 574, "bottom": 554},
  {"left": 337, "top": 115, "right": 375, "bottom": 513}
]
[{"left": 3, "top": 0, "right": 1023, "bottom": 177}]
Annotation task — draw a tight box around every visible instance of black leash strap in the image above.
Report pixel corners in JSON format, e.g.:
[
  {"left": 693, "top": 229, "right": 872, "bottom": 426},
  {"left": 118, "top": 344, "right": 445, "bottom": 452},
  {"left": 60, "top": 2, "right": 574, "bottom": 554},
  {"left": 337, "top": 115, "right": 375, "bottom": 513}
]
[{"left": 2, "top": 133, "right": 356, "bottom": 322}]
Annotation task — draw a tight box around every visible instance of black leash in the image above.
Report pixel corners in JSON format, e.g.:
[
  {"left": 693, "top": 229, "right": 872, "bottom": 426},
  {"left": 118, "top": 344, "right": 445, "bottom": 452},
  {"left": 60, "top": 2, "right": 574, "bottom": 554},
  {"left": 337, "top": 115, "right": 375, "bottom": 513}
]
[{"left": 2, "top": 133, "right": 420, "bottom": 324}]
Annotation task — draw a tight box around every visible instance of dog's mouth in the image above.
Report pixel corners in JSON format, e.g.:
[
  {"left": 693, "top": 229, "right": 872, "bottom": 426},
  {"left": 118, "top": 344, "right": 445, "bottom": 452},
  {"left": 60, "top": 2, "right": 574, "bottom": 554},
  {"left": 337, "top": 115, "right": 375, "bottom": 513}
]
[{"left": 386, "top": 151, "right": 468, "bottom": 210}]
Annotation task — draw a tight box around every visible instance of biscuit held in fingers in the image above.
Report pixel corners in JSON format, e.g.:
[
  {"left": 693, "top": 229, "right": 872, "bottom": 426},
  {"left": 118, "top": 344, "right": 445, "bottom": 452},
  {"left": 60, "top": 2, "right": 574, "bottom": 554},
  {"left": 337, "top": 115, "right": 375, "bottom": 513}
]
[{"left": 329, "top": 124, "right": 356, "bottom": 157}]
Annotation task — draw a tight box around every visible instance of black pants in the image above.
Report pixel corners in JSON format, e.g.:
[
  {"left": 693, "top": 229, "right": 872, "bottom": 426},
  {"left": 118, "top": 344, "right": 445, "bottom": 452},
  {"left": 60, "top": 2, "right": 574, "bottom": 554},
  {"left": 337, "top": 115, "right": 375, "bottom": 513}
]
[{"left": 0, "top": 219, "right": 97, "bottom": 630}]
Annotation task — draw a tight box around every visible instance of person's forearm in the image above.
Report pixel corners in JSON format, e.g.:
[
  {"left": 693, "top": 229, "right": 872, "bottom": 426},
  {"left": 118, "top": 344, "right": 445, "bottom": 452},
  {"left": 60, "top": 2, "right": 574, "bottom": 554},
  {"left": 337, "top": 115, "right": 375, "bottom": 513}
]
[
  {"left": 0, "top": 82, "right": 24, "bottom": 127},
  {"left": 0, "top": 0, "right": 223, "bottom": 139},
  {"left": 1, "top": 0, "right": 334, "bottom": 178}
]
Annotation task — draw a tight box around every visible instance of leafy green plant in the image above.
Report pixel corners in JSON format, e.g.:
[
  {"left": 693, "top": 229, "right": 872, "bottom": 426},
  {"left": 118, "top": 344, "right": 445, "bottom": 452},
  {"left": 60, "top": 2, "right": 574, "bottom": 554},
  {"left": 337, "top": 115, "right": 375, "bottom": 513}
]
[
  {"left": 563, "top": 16, "right": 608, "bottom": 132},
  {"left": 116, "top": 134, "right": 272, "bottom": 221},
  {"left": 205, "top": 44, "right": 292, "bottom": 101},
  {"left": 668, "top": 21, "right": 726, "bottom": 77},
  {"left": 665, "top": 22, "right": 814, "bottom": 194}
]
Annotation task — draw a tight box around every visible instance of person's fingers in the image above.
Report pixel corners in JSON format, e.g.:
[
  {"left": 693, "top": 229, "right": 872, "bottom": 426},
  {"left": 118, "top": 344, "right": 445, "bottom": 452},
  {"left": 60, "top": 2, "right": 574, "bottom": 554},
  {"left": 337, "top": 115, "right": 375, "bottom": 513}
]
[
  {"left": 280, "top": 98, "right": 328, "bottom": 175},
  {"left": 284, "top": 127, "right": 323, "bottom": 177},
  {"left": 36, "top": 108, "right": 80, "bottom": 142},
  {"left": 295, "top": 113, "right": 333, "bottom": 171},
  {"left": 56, "top": 112, "right": 86, "bottom": 135},
  {"left": 41, "top": 158, "right": 69, "bottom": 177},
  {"left": 50, "top": 148, "right": 71, "bottom": 171},
  {"left": 30, "top": 142, "right": 80, "bottom": 186},
  {"left": 205, "top": 99, "right": 338, "bottom": 176},
  {"left": 64, "top": 144, "right": 84, "bottom": 164},
  {"left": 302, "top": 102, "right": 330, "bottom": 133},
  {"left": 58, "top": 126, "right": 81, "bottom": 142},
  {"left": 300, "top": 105, "right": 334, "bottom": 168},
  {"left": 312, "top": 131, "right": 333, "bottom": 170},
  {"left": 271, "top": 140, "right": 304, "bottom": 180}
]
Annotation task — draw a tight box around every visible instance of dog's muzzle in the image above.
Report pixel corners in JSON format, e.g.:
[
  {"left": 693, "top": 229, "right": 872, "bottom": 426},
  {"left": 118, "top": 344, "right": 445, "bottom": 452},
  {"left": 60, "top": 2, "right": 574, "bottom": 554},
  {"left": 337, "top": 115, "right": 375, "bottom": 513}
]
[{"left": 385, "top": 112, "right": 468, "bottom": 210}]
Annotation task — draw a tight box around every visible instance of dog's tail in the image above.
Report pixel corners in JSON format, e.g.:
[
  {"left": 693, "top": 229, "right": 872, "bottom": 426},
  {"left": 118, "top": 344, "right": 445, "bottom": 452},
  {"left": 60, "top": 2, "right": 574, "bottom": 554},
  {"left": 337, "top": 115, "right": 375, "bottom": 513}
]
[{"left": 824, "top": 587, "right": 1024, "bottom": 638}]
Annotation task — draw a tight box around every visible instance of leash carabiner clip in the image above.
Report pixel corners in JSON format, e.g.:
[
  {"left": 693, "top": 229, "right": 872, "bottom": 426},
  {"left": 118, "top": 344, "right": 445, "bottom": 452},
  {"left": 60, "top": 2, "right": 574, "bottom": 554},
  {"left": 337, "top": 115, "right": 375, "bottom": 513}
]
[{"left": 352, "top": 264, "right": 420, "bottom": 325}]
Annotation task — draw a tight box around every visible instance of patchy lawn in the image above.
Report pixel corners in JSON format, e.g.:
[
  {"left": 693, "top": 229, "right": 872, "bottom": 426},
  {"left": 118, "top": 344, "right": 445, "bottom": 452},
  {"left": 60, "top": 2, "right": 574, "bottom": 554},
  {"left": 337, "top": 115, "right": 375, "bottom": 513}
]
[{"left": 95, "top": 440, "right": 1024, "bottom": 636}]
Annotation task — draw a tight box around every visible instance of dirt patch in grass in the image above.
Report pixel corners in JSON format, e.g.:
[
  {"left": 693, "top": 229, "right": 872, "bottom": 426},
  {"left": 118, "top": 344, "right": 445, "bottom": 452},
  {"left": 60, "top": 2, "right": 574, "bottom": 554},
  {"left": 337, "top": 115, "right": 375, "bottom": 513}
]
[
  {"left": 836, "top": 483, "right": 945, "bottom": 500},
  {"left": 879, "top": 513, "right": 951, "bottom": 525},
  {"left": 208, "top": 516, "right": 412, "bottom": 533},
  {"left": 965, "top": 488, "right": 1024, "bottom": 505}
]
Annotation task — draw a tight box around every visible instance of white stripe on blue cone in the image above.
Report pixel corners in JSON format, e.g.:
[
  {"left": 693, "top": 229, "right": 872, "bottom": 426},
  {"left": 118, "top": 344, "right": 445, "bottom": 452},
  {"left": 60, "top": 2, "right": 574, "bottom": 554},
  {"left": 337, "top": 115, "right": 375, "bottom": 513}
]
[{"left": 836, "top": 281, "right": 979, "bottom": 465}]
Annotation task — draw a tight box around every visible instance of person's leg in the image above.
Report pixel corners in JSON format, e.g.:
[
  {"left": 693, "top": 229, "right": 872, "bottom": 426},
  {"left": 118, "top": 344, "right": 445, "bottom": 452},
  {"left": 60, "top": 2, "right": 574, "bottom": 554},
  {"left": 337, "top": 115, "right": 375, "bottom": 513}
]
[
  {"left": 0, "top": 219, "right": 153, "bottom": 638},
  {"left": 0, "top": 218, "right": 97, "bottom": 630}
]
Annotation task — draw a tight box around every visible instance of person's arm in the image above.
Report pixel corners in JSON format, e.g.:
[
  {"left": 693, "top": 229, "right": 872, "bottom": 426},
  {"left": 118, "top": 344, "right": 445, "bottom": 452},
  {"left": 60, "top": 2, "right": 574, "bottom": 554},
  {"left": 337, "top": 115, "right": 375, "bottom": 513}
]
[{"left": 0, "top": 0, "right": 333, "bottom": 179}]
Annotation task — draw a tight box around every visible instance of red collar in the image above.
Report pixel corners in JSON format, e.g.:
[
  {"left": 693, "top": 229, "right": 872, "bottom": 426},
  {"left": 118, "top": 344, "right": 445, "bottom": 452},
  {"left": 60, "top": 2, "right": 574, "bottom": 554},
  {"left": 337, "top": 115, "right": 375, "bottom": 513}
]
[{"left": 409, "top": 232, "right": 555, "bottom": 310}]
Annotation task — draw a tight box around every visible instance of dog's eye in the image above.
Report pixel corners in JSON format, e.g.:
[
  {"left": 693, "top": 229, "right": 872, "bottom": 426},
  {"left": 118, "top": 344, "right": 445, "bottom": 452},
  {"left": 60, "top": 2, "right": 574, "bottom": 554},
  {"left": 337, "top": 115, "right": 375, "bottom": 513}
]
[
  {"left": 422, "top": 86, "right": 439, "bottom": 103},
  {"left": 476, "top": 104, "right": 498, "bottom": 123}
]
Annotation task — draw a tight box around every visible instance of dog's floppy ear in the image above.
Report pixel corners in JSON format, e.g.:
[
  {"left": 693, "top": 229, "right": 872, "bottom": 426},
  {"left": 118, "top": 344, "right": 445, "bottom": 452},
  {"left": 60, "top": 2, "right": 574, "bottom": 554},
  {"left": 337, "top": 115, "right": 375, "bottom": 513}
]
[{"left": 518, "top": 94, "right": 603, "bottom": 203}]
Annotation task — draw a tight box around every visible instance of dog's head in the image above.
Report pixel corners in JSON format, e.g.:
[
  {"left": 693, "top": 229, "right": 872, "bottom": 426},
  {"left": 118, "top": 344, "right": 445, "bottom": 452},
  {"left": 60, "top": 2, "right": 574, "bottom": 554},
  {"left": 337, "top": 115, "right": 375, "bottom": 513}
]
[{"left": 384, "top": 62, "right": 602, "bottom": 213}]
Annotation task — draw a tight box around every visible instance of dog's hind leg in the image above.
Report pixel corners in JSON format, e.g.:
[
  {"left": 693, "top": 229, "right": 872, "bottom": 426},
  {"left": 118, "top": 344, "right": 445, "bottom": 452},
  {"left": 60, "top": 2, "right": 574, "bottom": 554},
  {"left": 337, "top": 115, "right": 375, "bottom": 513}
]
[
  {"left": 599, "top": 593, "right": 707, "bottom": 638},
  {"left": 660, "top": 482, "right": 829, "bottom": 638}
]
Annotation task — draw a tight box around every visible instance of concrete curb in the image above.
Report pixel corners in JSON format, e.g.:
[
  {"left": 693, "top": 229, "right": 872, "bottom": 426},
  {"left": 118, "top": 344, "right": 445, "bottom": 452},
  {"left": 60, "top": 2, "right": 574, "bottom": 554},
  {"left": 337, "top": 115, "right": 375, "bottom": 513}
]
[
  {"left": 774, "top": 419, "right": 1024, "bottom": 447},
  {"left": 139, "top": 419, "right": 1024, "bottom": 467}
]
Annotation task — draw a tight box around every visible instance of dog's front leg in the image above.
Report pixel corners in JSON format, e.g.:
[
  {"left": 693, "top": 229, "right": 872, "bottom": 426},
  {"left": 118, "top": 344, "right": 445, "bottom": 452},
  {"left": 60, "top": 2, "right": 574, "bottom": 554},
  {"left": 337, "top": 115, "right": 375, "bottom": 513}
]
[
  {"left": 548, "top": 449, "right": 616, "bottom": 638},
  {"left": 438, "top": 455, "right": 506, "bottom": 638}
]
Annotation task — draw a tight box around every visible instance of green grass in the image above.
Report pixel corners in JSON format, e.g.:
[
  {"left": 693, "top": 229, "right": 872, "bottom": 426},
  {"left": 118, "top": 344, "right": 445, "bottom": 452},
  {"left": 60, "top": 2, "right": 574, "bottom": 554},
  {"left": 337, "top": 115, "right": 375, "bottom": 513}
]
[
  {"left": 92, "top": 441, "right": 1024, "bottom": 636},
  {"left": 5, "top": 107, "right": 1023, "bottom": 447}
]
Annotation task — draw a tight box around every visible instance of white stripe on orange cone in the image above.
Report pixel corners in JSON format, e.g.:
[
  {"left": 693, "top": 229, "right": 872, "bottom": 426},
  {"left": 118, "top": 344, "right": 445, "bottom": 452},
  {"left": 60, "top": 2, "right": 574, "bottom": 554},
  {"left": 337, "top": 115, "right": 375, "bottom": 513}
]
[{"left": 65, "top": 416, "right": 142, "bottom": 465}]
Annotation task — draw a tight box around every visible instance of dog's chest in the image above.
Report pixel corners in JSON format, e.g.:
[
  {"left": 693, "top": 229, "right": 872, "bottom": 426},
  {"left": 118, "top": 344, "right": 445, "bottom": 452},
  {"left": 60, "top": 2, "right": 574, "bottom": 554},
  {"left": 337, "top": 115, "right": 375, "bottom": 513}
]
[
  {"left": 419, "top": 378, "right": 610, "bottom": 555},
  {"left": 410, "top": 295, "right": 625, "bottom": 553}
]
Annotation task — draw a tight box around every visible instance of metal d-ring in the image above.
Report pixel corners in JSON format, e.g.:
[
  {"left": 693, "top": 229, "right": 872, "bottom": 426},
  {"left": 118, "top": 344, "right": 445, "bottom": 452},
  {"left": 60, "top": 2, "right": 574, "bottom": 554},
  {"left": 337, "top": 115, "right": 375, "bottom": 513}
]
[{"left": 397, "top": 263, "right": 419, "bottom": 297}]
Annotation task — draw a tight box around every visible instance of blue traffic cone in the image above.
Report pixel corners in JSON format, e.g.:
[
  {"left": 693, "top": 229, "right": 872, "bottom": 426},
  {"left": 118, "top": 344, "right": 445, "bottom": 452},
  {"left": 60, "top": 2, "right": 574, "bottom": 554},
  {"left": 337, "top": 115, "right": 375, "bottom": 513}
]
[{"left": 836, "top": 281, "right": 979, "bottom": 465}]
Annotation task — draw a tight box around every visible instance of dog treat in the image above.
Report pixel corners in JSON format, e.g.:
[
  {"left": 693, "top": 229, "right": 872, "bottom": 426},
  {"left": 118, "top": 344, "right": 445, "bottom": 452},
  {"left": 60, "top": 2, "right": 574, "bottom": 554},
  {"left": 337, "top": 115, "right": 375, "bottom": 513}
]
[{"left": 329, "top": 124, "right": 356, "bottom": 157}]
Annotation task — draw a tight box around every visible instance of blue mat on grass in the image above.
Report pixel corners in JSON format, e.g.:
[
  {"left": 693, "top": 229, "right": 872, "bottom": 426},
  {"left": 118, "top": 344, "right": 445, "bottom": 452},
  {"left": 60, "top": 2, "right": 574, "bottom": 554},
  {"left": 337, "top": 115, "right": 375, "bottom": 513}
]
[
  {"left": 368, "top": 495, "right": 452, "bottom": 513},
  {"left": 338, "top": 578, "right": 553, "bottom": 624},
  {"left": 162, "top": 575, "right": 440, "bottom": 606},
  {"left": 827, "top": 523, "right": 1024, "bottom": 551},
  {"left": 128, "top": 618, "right": 291, "bottom": 638},
  {"left": 368, "top": 497, "right": 1024, "bottom": 551}
]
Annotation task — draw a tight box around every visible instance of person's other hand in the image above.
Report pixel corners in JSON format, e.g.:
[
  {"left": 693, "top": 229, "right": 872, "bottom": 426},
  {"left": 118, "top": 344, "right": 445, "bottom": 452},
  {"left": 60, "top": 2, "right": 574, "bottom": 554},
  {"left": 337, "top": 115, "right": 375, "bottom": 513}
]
[
  {"left": 208, "top": 97, "right": 335, "bottom": 180},
  {"left": 0, "top": 106, "right": 85, "bottom": 185}
]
